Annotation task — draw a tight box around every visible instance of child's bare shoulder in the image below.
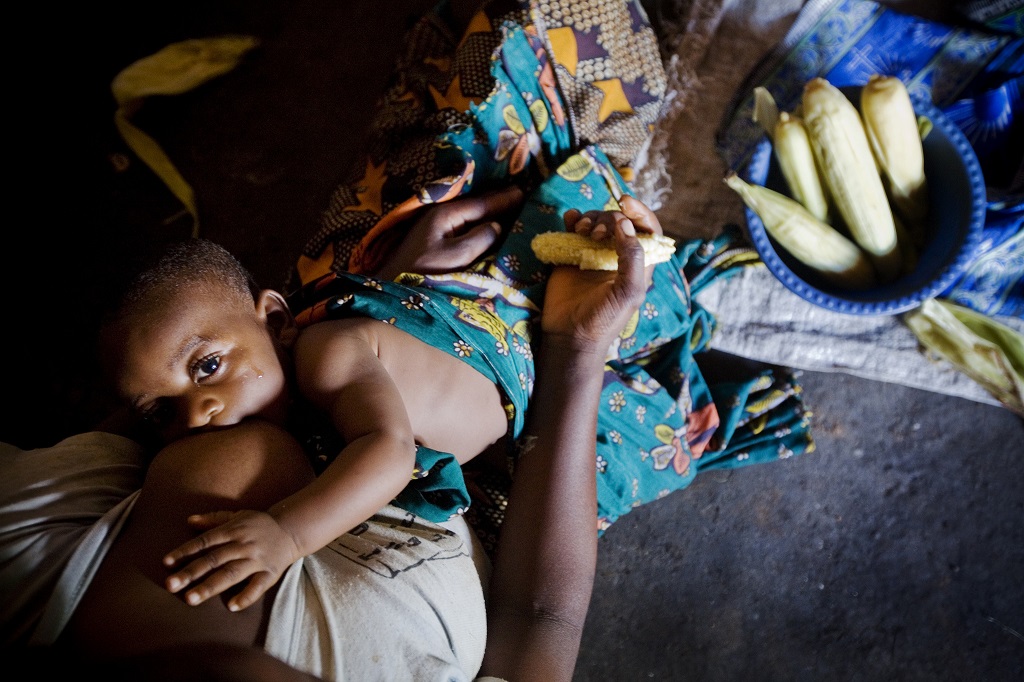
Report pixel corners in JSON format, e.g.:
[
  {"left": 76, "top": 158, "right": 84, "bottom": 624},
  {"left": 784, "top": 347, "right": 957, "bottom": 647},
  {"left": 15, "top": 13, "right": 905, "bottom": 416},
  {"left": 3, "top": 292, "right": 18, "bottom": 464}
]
[
  {"left": 294, "top": 317, "right": 382, "bottom": 362},
  {"left": 292, "top": 317, "right": 429, "bottom": 380}
]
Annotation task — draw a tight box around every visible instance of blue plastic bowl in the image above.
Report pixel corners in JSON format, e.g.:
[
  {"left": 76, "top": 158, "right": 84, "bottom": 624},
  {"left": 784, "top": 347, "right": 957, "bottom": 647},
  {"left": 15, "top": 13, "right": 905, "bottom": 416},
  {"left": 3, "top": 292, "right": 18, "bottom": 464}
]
[{"left": 742, "top": 87, "right": 986, "bottom": 315}]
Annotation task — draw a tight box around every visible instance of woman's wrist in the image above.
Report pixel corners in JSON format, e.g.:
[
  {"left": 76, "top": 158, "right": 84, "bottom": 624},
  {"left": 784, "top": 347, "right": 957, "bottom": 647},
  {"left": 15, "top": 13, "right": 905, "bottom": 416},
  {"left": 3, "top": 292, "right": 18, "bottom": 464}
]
[{"left": 539, "top": 332, "right": 612, "bottom": 365}]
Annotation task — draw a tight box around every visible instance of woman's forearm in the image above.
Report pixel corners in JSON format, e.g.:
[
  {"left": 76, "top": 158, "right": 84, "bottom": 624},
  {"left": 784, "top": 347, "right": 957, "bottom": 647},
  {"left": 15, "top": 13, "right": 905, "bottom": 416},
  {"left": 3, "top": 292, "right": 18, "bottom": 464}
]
[{"left": 481, "top": 339, "right": 606, "bottom": 681}]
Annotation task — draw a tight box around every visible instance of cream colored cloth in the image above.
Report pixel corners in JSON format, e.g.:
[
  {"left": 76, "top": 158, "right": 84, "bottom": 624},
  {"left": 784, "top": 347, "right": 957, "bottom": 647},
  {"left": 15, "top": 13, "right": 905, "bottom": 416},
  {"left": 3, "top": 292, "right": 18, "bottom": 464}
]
[
  {"left": 265, "top": 505, "right": 489, "bottom": 681},
  {"left": 0, "top": 432, "right": 144, "bottom": 646},
  {"left": 1, "top": 431, "right": 492, "bottom": 679}
]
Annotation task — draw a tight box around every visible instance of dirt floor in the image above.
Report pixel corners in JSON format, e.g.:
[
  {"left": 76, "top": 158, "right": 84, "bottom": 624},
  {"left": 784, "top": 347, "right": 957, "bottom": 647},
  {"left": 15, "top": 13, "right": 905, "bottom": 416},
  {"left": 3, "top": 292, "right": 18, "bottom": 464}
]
[{"left": 7, "top": 1, "right": 1023, "bottom": 679}]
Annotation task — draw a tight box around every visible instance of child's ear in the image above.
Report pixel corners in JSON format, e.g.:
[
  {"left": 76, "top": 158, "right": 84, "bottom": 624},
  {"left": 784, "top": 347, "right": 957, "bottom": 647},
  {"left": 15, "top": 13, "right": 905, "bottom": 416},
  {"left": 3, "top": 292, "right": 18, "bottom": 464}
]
[{"left": 257, "top": 290, "right": 299, "bottom": 348}]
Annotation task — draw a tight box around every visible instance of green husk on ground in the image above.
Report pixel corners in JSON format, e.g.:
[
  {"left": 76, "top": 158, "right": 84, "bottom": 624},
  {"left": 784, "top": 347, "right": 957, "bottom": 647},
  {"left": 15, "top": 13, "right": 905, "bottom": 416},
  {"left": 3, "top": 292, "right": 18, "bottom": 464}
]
[{"left": 905, "top": 299, "right": 1024, "bottom": 416}]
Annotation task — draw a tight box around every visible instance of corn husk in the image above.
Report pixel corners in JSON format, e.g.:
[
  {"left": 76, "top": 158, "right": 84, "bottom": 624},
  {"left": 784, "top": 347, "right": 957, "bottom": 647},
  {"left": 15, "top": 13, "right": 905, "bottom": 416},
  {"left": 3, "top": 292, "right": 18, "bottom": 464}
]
[
  {"left": 904, "top": 299, "right": 1024, "bottom": 416},
  {"left": 861, "top": 75, "right": 929, "bottom": 245},
  {"left": 111, "top": 35, "right": 261, "bottom": 237},
  {"left": 802, "top": 78, "right": 902, "bottom": 282},
  {"left": 725, "top": 172, "right": 875, "bottom": 290},
  {"left": 774, "top": 112, "right": 831, "bottom": 223}
]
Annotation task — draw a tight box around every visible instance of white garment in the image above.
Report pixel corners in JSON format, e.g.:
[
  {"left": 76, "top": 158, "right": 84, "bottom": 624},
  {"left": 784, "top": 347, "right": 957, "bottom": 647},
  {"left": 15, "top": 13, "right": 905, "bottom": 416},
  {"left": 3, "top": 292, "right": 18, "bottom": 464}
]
[
  {"left": 1, "top": 433, "right": 492, "bottom": 681},
  {"left": 265, "top": 506, "right": 488, "bottom": 681},
  {"left": 0, "top": 432, "right": 144, "bottom": 647}
]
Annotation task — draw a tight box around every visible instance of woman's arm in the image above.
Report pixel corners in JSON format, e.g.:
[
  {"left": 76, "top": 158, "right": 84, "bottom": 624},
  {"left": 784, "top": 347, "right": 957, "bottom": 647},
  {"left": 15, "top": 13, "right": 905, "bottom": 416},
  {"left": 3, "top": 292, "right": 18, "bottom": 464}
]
[{"left": 481, "top": 215, "right": 648, "bottom": 681}]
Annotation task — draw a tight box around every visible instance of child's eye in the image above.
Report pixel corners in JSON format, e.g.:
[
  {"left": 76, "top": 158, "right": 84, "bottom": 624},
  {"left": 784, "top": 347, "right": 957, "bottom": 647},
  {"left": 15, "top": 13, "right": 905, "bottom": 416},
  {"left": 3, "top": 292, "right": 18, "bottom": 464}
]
[{"left": 192, "top": 354, "right": 222, "bottom": 382}]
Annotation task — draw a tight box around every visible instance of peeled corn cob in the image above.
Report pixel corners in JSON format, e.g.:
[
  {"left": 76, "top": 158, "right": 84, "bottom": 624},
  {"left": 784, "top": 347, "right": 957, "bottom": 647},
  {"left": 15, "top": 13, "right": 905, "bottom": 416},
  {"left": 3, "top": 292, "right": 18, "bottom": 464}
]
[
  {"left": 773, "top": 111, "right": 831, "bottom": 222},
  {"left": 802, "top": 78, "right": 902, "bottom": 282},
  {"left": 531, "top": 231, "right": 676, "bottom": 271},
  {"left": 860, "top": 74, "right": 928, "bottom": 244},
  {"left": 724, "top": 172, "right": 875, "bottom": 290}
]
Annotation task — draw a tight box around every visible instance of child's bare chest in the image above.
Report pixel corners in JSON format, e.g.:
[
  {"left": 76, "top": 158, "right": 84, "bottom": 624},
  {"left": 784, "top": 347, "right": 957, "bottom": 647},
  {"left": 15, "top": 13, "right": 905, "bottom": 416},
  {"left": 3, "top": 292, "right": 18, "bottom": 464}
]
[{"left": 371, "top": 321, "right": 509, "bottom": 464}]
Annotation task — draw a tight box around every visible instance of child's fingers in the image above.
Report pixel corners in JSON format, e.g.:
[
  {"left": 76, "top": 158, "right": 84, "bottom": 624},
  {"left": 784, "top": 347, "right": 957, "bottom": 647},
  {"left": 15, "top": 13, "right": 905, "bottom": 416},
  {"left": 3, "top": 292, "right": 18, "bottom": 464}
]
[
  {"left": 184, "top": 511, "right": 235, "bottom": 530},
  {"left": 227, "top": 572, "right": 279, "bottom": 612},
  {"left": 177, "top": 560, "right": 257, "bottom": 606},
  {"left": 165, "top": 544, "right": 236, "bottom": 594},
  {"left": 164, "top": 522, "right": 233, "bottom": 568},
  {"left": 165, "top": 539, "right": 257, "bottom": 595}
]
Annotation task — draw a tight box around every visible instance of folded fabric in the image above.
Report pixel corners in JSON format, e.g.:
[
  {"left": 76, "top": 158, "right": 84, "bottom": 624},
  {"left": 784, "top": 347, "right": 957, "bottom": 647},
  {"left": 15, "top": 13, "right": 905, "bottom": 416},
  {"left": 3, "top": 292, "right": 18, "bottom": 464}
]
[{"left": 0, "top": 433, "right": 144, "bottom": 646}]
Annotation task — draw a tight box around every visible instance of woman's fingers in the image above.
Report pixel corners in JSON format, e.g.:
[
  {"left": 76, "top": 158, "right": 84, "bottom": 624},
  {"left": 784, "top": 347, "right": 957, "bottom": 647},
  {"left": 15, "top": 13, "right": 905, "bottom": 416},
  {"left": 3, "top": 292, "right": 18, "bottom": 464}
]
[
  {"left": 570, "top": 197, "right": 661, "bottom": 240},
  {"left": 449, "top": 221, "right": 502, "bottom": 262},
  {"left": 440, "top": 185, "right": 525, "bottom": 231},
  {"left": 569, "top": 209, "right": 639, "bottom": 241},
  {"left": 612, "top": 220, "right": 647, "bottom": 306},
  {"left": 619, "top": 195, "right": 663, "bottom": 236},
  {"left": 562, "top": 208, "right": 583, "bottom": 231}
]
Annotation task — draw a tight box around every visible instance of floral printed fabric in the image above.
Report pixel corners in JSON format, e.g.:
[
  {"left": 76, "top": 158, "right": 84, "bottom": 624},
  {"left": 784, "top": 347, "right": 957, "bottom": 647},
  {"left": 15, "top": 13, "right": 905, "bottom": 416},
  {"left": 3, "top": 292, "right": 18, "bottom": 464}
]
[{"left": 287, "top": 0, "right": 814, "bottom": 548}]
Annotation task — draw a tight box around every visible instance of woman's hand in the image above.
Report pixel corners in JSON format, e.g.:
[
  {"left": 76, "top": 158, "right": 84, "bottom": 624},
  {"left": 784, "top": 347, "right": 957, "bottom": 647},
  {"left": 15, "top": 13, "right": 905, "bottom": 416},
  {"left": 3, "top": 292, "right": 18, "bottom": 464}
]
[
  {"left": 565, "top": 194, "right": 664, "bottom": 240},
  {"left": 482, "top": 197, "right": 650, "bottom": 682},
  {"left": 375, "top": 185, "right": 525, "bottom": 280},
  {"left": 541, "top": 210, "right": 648, "bottom": 353}
]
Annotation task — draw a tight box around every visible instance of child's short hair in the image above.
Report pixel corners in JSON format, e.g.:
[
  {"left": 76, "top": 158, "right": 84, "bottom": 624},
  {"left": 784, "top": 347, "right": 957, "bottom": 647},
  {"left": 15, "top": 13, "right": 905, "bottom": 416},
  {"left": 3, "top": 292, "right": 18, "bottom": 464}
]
[{"left": 100, "top": 238, "right": 260, "bottom": 326}]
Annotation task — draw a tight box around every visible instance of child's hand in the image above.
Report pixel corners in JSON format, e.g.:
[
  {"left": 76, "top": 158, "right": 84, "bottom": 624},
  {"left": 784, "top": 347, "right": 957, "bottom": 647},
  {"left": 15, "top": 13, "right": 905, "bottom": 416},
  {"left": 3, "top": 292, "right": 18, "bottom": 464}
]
[
  {"left": 563, "top": 195, "right": 663, "bottom": 241},
  {"left": 163, "top": 510, "right": 302, "bottom": 612},
  {"left": 376, "top": 185, "right": 525, "bottom": 279}
]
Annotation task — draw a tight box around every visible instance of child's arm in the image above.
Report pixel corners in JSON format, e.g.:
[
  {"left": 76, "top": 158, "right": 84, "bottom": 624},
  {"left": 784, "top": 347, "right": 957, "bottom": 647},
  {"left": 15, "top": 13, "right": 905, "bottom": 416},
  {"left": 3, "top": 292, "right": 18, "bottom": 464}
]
[{"left": 161, "top": 325, "right": 416, "bottom": 611}]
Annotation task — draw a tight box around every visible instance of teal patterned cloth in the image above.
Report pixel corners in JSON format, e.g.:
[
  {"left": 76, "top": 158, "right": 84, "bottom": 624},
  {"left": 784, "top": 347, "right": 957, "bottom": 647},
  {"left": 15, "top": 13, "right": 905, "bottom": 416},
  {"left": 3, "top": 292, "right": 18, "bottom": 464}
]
[
  {"left": 721, "top": 0, "right": 1022, "bottom": 318},
  {"left": 288, "top": 15, "right": 815, "bottom": 536}
]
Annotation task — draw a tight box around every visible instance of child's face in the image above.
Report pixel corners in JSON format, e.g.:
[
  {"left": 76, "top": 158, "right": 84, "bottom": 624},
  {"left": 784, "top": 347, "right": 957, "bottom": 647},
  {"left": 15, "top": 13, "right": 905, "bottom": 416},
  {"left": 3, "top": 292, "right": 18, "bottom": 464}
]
[{"left": 104, "top": 281, "right": 293, "bottom": 443}]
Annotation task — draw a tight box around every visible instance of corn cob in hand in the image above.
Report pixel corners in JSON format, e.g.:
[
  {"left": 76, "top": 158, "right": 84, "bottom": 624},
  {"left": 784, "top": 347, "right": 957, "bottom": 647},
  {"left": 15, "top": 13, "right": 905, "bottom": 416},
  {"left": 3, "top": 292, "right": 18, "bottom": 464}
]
[{"left": 532, "top": 231, "right": 676, "bottom": 271}]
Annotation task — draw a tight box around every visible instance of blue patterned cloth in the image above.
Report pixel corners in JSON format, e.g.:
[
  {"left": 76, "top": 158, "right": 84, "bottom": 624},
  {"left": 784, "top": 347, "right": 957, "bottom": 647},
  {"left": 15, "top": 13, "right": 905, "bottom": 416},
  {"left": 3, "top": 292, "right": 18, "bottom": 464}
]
[{"left": 720, "top": 0, "right": 1023, "bottom": 319}]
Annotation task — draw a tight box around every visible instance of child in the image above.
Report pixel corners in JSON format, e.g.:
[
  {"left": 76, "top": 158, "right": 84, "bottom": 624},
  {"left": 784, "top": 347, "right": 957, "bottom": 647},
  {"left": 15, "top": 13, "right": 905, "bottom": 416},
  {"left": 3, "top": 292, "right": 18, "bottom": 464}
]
[{"left": 97, "top": 194, "right": 672, "bottom": 613}]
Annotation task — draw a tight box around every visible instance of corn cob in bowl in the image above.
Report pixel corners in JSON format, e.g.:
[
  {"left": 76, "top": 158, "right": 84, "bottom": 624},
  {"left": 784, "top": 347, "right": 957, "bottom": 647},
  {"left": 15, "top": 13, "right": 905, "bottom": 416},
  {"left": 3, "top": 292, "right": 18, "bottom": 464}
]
[{"left": 732, "top": 77, "right": 986, "bottom": 315}]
